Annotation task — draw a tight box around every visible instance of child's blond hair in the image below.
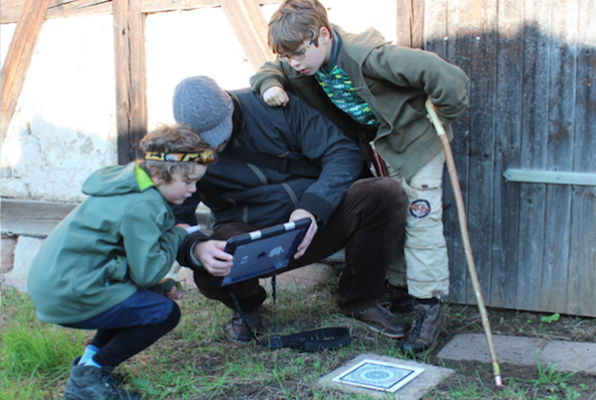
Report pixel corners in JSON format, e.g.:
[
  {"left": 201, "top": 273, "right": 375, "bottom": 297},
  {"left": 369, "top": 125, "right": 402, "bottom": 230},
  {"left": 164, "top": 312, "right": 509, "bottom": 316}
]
[
  {"left": 267, "top": 0, "right": 332, "bottom": 55},
  {"left": 137, "top": 123, "right": 214, "bottom": 183}
]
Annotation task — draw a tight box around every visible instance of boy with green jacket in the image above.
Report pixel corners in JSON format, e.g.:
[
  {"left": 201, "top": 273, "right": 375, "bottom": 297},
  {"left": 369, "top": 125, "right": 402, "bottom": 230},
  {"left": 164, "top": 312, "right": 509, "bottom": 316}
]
[
  {"left": 250, "top": 0, "right": 469, "bottom": 354},
  {"left": 27, "top": 124, "right": 215, "bottom": 400}
]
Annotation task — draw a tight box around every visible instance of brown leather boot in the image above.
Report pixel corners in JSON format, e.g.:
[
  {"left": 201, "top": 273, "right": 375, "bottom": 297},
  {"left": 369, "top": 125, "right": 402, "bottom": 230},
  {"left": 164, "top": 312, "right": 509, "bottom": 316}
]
[
  {"left": 225, "top": 307, "right": 264, "bottom": 343},
  {"left": 339, "top": 302, "right": 410, "bottom": 339},
  {"left": 400, "top": 301, "right": 445, "bottom": 355},
  {"left": 378, "top": 282, "right": 414, "bottom": 314}
]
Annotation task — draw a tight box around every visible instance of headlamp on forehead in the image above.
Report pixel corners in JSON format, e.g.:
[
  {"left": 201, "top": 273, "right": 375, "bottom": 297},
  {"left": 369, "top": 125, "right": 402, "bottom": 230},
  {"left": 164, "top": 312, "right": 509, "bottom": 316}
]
[{"left": 144, "top": 150, "right": 215, "bottom": 165}]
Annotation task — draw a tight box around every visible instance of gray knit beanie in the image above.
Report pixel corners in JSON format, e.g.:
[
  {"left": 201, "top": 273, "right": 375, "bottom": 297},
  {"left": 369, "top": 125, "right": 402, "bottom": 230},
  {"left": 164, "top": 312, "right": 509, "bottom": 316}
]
[{"left": 172, "top": 76, "right": 233, "bottom": 147}]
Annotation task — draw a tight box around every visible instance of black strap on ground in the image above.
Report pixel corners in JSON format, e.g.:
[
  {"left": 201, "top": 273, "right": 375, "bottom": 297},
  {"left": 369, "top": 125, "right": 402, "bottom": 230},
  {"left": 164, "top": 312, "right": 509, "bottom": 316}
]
[{"left": 228, "top": 275, "right": 351, "bottom": 352}]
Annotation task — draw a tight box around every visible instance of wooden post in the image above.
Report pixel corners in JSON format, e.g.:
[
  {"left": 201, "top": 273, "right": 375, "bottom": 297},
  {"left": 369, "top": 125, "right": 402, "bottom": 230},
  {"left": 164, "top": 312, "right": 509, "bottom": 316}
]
[
  {"left": 219, "top": 0, "right": 274, "bottom": 71},
  {"left": 113, "top": 0, "right": 147, "bottom": 164},
  {"left": 0, "top": 0, "right": 51, "bottom": 146},
  {"left": 396, "top": 0, "right": 425, "bottom": 49}
]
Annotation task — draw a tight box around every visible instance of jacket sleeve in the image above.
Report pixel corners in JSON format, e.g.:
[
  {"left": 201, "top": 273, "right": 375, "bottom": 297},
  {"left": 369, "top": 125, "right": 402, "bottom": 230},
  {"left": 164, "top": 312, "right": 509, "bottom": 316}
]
[
  {"left": 250, "top": 59, "right": 292, "bottom": 95},
  {"left": 362, "top": 46, "right": 468, "bottom": 123},
  {"left": 283, "top": 93, "right": 364, "bottom": 225},
  {"left": 119, "top": 201, "right": 188, "bottom": 288},
  {"left": 176, "top": 230, "right": 212, "bottom": 269}
]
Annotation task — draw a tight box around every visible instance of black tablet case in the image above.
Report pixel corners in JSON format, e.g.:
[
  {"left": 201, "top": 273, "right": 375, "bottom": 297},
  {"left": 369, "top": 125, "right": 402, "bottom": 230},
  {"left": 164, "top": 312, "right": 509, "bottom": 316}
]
[{"left": 211, "top": 218, "right": 311, "bottom": 288}]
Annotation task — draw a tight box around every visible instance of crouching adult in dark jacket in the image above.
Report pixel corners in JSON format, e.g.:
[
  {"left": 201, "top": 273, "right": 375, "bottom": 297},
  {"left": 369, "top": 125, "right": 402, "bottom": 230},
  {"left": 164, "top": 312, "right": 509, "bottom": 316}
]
[{"left": 172, "top": 76, "right": 410, "bottom": 342}]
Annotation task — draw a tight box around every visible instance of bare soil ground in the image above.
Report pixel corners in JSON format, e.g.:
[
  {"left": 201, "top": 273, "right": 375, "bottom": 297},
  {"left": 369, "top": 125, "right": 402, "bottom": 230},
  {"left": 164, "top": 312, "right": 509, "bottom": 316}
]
[
  {"left": 427, "top": 304, "right": 596, "bottom": 399},
  {"left": 160, "top": 278, "right": 596, "bottom": 399}
]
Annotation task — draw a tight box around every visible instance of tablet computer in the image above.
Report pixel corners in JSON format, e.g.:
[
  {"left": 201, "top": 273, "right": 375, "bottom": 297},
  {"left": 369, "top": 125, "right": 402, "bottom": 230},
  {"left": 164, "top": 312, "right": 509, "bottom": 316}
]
[{"left": 211, "top": 218, "right": 312, "bottom": 288}]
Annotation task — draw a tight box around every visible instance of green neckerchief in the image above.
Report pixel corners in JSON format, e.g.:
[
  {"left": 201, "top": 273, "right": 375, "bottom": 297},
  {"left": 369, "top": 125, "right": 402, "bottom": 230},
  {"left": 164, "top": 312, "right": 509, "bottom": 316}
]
[{"left": 135, "top": 165, "right": 155, "bottom": 191}]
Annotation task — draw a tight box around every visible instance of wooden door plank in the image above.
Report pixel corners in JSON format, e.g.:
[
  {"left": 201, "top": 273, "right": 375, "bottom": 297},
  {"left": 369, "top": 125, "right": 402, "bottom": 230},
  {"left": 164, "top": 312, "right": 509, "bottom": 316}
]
[
  {"left": 396, "top": 0, "right": 424, "bottom": 49},
  {"left": 218, "top": 0, "right": 273, "bottom": 71},
  {"left": 566, "top": 0, "right": 596, "bottom": 317},
  {"left": 0, "top": 0, "right": 51, "bottom": 146},
  {"left": 441, "top": 0, "right": 472, "bottom": 305},
  {"left": 113, "top": 0, "right": 147, "bottom": 164},
  {"left": 489, "top": 0, "right": 523, "bottom": 308},
  {"left": 539, "top": 0, "right": 578, "bottom": 313},
  {"left": 464, "top": 0, "right": 498, "bottom": 306},
  {"left": 424, "top": 0, "right": 447, "bottom": 53},
  {"left": 515, "top": 0, "right": 551, "bottom": 312}
]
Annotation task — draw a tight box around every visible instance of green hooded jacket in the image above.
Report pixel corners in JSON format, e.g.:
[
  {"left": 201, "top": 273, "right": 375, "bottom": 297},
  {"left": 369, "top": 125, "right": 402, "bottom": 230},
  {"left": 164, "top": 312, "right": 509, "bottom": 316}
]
[
  {"left": 250, "top": 25, "right": 469, "bottom": 180},
  {"left": 27, "top": 162, "right": 187, "bottom": 325}
]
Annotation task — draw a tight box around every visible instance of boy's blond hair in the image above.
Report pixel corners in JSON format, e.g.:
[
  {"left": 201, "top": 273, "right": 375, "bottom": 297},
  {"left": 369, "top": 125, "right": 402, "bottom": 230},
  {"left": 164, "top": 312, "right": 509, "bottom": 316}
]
[
  {"left": 137, "top": 123, "right": 214, "bottom": 183},
  {"left": 267, "top": 0, "right": 332, "bottom": 54}
]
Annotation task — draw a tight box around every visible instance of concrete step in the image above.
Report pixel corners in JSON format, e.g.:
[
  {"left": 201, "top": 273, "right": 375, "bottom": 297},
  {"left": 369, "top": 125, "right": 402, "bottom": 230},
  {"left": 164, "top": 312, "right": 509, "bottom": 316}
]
[{"left": 438, "top": 333, "right": 596, "bottom": 375}]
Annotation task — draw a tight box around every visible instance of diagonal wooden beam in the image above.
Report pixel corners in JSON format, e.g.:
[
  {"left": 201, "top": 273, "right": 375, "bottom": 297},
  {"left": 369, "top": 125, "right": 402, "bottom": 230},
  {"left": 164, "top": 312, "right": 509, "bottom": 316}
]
[
  {"left": 113, "top": 0, "right": 147, "bottom": 164},
  {"left": 0, "top": 0, "right": 51, "bottom": 147},
  {"left": 219, "top": 0, "right": 274, "bottom": 71}
]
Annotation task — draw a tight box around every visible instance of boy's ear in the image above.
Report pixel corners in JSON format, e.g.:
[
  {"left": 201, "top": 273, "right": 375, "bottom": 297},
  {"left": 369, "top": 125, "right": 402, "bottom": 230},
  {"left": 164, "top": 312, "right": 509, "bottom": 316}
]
[
  {"left": 319, "top": 26, "right": 332, "bottom": 43},
  {"left": 149, "top": 168, "right": 163, "bottom": 186}
]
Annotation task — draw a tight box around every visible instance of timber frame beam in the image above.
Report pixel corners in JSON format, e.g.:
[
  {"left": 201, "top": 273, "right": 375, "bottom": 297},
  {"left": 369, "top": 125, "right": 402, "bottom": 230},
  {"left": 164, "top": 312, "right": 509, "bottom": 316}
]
[
  {"left": 113, "top": 0, "right": 148, "bottom": 164},
  {"left": 0, "top": 0, "right": 51, "bottom": 146}
]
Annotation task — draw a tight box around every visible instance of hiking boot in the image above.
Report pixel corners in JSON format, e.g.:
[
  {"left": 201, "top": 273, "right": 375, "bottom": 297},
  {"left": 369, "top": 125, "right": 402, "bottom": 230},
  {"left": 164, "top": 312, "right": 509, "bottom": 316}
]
[
  {"left": 71, "top": 355, "right": 127, "bottom": 384},
  {"left": 400, "top": 301, "right": 445, "bottom": 355},
  {"left": 379, "top": 282, "right": 414, "bottom": 314},
  {"left": 339, "top": 303, "right": 410, "bottom": 339},
  {"left": 225, "top": 307, "right": 264, "bottom": 343},
  {"left": 63, "top": 361, "right": 141, "bottom": 400}
]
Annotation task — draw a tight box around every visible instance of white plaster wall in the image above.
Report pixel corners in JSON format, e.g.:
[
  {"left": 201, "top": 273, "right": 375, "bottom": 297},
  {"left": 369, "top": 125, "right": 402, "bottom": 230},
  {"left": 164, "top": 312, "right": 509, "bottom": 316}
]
[
  {"left": 145, "top": 1, "right": 397, "bottom": 130},
  {"left": 261, "top": 0, "right": 397, "bottom": 44},
  {"left": 145, "top": 7, "right": 257, "bottom": 130},
  {"left": 1, "top": 16, "right": 117, "bottom": 203},
  {"left": 0, "top": 1, "right": 396, "bottom": 203}
]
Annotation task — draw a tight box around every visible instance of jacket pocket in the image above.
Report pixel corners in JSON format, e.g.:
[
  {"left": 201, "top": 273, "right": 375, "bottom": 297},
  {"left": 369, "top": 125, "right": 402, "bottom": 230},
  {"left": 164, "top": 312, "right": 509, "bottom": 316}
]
[
  {"left": 105, "top": 256, "right": 128, "bottom": 285},
  {"left": 394, "top": 101, "right": 425, "bottom": 130}
]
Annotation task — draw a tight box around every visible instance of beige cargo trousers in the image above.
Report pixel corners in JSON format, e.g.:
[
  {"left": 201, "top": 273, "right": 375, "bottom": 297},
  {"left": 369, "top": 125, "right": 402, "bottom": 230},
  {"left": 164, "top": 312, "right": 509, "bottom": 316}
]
[{"left": 385, "top": 152, "right": 450, "bottom": 299}]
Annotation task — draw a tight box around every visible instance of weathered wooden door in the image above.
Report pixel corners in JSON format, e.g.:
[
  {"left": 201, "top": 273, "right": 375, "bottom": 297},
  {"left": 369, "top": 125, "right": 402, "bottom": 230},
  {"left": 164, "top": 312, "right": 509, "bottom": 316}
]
[{"left": 425, "top": 0, "right": 596, "bottom": 317}]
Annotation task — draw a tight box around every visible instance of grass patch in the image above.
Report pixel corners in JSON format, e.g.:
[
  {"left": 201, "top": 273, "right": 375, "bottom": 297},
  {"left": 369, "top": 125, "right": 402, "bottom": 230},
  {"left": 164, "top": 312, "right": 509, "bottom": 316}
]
[
  {"left": 1, "top": 281, "right": 595, "bottom": 399},
  {"left": 0, "top": 289, "right": 87, "bottom": 399}
]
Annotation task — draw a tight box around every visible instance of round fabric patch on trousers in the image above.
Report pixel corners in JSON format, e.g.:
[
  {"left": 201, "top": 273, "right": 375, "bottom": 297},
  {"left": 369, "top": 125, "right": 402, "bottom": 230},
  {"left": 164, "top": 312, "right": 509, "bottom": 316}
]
[{"left": 409, "top": 199, "right": 431, "bottom": 218}]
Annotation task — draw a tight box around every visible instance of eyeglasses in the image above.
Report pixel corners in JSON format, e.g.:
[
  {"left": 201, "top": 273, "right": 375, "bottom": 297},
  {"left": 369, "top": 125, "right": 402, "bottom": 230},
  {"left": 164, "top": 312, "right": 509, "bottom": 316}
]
[{"left": 277, "top": 39, "right": 314, "bottom": 61}]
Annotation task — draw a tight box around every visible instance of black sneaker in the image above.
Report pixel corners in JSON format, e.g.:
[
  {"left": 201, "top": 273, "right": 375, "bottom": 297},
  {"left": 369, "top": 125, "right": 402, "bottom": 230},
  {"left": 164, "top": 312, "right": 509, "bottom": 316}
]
[
  {"left": 225, "top": 307, "right": 264, "bottom": 343},
  {"left": 63, "top": 361, "right": 141, "bottom": 400},
  {"left": 400, "top": 301, "right": 445, "bottom": 355},
  {"left": 339, "top": 303, "right": 410, "bottom": 339},
  {"left": 379, "top": 282, "right": 414, "bottom": 314}
]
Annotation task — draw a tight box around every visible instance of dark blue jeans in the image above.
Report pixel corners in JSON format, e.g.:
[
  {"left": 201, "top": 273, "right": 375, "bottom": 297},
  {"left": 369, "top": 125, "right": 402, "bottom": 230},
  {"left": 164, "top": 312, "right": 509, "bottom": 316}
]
[{"left": 63, "top": 289, "right": 180, "bottom": 367}]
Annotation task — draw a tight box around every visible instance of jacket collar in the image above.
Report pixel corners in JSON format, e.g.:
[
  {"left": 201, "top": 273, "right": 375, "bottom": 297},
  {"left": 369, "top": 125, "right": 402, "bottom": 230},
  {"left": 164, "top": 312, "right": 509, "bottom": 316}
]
[{"left": 227, "top": 91, "right": 244, "bottom": 143}]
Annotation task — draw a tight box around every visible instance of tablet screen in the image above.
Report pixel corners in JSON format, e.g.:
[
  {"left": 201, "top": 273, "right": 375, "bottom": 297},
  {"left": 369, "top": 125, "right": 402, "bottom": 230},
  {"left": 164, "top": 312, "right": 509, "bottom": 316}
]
[{"left": 212, "top": 218, "right": 311, "bottom": 287}]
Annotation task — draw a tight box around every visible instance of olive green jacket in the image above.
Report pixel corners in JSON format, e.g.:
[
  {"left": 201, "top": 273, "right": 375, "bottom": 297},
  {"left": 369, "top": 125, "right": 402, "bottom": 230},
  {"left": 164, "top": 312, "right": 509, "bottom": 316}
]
[
  {"left": 250, "top": 25, "right": 469, "bottom": 179},
  {"left": 27, "top": 163, "right": 187, "bottom": 324}
]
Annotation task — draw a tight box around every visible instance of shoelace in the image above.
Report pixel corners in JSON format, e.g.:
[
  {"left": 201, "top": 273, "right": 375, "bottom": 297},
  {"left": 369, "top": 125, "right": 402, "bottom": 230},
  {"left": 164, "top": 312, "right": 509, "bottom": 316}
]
[
  {"left": 409, "top": 308, "right": 427, "bottom": 338},
  {"left": 99, "top": 368, "right": 122, "bottom": 394}
]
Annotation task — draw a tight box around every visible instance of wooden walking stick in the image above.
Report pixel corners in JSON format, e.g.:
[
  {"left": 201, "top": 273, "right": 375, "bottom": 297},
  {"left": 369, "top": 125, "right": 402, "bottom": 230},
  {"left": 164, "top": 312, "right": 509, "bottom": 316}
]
[{"left": 425, "top": 96, "right": 503, "bottom": 387}]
